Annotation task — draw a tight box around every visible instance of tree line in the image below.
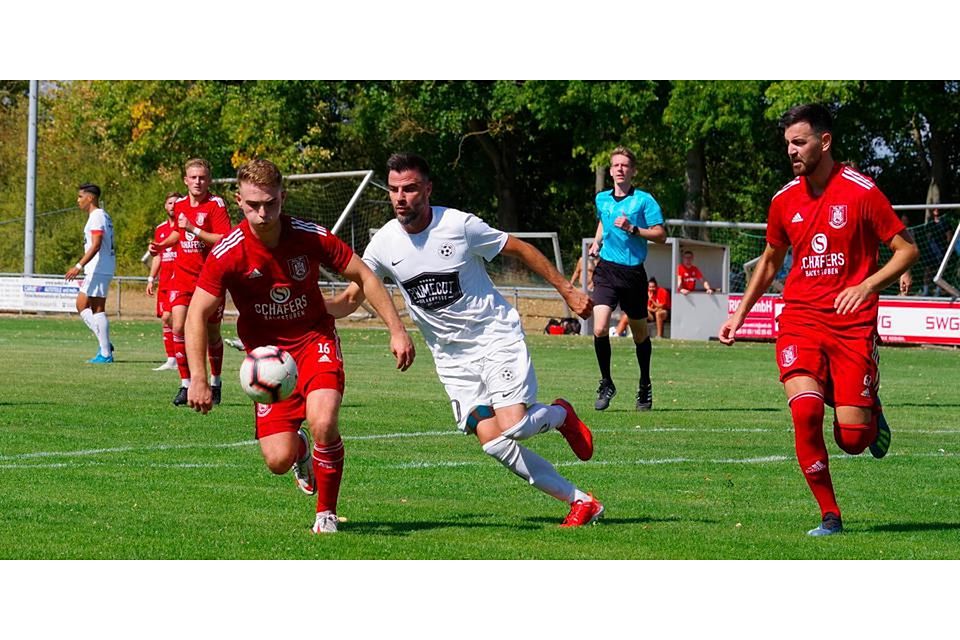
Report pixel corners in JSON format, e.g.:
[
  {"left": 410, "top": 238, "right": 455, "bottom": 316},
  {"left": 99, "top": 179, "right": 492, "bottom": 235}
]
[{"left": 1, "top": 80, "right": 957, "bottom": 276}]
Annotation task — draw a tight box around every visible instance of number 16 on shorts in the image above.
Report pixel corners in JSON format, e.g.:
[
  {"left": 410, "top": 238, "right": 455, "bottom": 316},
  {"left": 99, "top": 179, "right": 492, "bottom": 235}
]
[{"left": 315, "top": 336, "right": 342, "bottom": 365}]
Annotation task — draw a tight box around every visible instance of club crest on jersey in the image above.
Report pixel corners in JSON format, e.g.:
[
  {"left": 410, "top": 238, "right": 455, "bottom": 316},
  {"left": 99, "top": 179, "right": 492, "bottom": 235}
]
[
  {"left": 780, "top": 344, "right": 798, "bottom": 367},
  {"left": 438, "top": 242, "right": 455, "bottom": 259},
  {"left": 270, "top": 286, "right": 292, "bottom": 304},
  {"left": 828, "top": 205, "right": 848, "bottom": 229},
  {"left": 256, "top": 403, "right": 272, "bottom": 418},
  {"left": 287, "top": 255, "right": 309, "bottom": 281},
  {"left": 195, "top": 212, "right": 206, "bottom": 226}
]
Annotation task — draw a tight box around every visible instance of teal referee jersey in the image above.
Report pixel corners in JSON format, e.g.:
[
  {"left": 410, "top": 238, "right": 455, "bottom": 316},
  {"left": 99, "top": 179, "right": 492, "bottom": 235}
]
[{"left": 595, "top": 187, "right": 664, "bottom": 266}]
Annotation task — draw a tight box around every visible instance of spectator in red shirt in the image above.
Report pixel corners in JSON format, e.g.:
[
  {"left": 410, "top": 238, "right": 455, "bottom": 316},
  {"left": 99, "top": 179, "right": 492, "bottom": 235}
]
[
  {"left": 646, "top": 277, "right": 670, "bottom": 338},
  {"left": 677, "top": 250, "right": 714, "bottom": 294}
]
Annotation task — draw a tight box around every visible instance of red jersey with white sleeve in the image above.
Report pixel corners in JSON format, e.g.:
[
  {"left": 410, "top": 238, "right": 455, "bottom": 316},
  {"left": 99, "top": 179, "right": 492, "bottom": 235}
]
[
  {"left": 172, "top": 194, "right": 232, "bottom": 291},
  {"left": 767, "top": 163, "right": 905, "bottom": 331},
  {"left": 152, "top": 220, "right": 178, "bottom": 290},
  {"left": 677, "top": 264, "right": 704, "bottom": 291},
  {"left": 196, "top": 215, "right": 353, "bottom": 353}
]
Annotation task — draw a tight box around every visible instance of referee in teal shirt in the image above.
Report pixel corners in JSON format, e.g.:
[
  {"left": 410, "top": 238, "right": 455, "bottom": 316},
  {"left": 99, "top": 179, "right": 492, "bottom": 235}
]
[{"left": 588, "top": 146, "right": 666, "bottom": 411}]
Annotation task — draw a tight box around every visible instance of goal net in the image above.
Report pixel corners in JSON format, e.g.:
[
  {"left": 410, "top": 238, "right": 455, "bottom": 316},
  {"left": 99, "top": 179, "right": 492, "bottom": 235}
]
[{"left": 214, "top": 170, "right": 394, "bottom": 259}]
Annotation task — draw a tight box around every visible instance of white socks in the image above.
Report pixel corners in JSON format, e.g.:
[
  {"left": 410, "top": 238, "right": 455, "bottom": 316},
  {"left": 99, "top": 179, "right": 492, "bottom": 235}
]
[
  {"left": 92, "top": 312, "right": 110, "bottom": 357},
  {"left": 501, "top": 404, "right": 565, "bottom": 441},
  {"left": 482, "top": 435, "right": 575, "bottom": 502},
  {"left": 79, "top": 308, "right": 97, "bottom": 337}
]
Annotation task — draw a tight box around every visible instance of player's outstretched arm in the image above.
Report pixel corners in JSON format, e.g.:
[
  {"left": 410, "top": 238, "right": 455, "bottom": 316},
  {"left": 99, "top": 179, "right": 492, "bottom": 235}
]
[
  {"left": 185, "top": 287, "right": 221, "bottom": 414},
  {"left": 149, "top": 230, "right": 180, "bottom": 255},
  {"left": 718, "top": 243, "right": 787, "bottom": 345},
  {"left": 501, "top": 235, "right": 593, "bottom": 319},
  {"left": 326, "top": 282, "right": 364, "bottom": 319},
  {"left": 834, "top": 230, "right": 919, "bottom": 315},
  {"left": 341, "top": 255, "right": 415, "bottom": 371}
]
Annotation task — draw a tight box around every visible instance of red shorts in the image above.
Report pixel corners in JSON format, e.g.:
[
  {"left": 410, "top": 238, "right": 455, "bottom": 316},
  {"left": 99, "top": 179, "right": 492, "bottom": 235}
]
[
  {"left": 156, "top": 288, "right": 173, "bottom": 317},
  {"left": 775, "top": 316, "right": 879, "bottom": 408},
  {"left": 253, "top": 334, "right": 345, "bottom": 439},
  {"left": 169, "top": 288, "right": 224, "bottom": 323}
]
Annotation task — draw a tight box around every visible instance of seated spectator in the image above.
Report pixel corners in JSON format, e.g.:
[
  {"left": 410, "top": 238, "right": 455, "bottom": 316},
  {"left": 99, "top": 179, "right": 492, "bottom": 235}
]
[
  {"left": 677, "top": 250, "right": 714, "bottom": 294},
  {"left": 646, "top": 277, "right": 670, "bottom": 339}
]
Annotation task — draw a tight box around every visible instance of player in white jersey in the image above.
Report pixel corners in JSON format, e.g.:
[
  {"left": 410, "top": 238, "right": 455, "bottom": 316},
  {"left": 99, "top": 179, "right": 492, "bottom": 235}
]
[
  {"left": 329, "top": 153, "right": 605, "bottom": 527},
  {"left": 64, "top": 183, "right": 116, "bottom": 363}
]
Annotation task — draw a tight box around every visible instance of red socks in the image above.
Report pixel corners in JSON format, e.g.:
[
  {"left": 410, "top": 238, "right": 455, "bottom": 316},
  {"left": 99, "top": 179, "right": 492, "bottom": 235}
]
[
  {"left": 208, "top": 338, "right": 224, "bottom": 377},
  {"left": 313, "top": 438, "right": 345, "bottom": 514},
  {"left": 173, "top": 333, "right": 190, "bottom": 380},
  {"left": 789, "top": 391, "right": 840, "bottom": 518},
  {"left": 833, "top": 420, "right": 875, "bottom": 455},
  {"left": 163, "top": 326, "right": 175, "bottom": 359}
]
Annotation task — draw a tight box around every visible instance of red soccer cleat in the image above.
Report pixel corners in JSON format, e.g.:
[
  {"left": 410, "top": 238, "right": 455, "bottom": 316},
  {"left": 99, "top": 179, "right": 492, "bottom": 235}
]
[
  {"left": 561, "top": 495, "right": 605, "bottom": 527},
  {"left": 553, "top": 398, "right": 594, "bottom": 461}
]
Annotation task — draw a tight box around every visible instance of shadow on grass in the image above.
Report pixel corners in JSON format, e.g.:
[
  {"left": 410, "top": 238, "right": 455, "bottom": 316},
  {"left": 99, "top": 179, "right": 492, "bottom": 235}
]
[
  {"left": 886, "top": 402, "right": 960, "bottom": 409},
  {"left": 524, "top": 514, "right": 717, "bottom": 526},
  {"left": 599, "top": 407, "right": 783, "bottom": 413},
  {"left": 344, "top": 514, "right": 540, "bottom": 535},
  {"left": 867, "top": 521, "right": 960, "bottom": 533}
]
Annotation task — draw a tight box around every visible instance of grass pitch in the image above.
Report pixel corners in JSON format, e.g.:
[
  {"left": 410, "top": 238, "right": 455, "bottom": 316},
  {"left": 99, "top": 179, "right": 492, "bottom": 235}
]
[{"left": 1, "top": 316, "right": 958, "bottom": 560}]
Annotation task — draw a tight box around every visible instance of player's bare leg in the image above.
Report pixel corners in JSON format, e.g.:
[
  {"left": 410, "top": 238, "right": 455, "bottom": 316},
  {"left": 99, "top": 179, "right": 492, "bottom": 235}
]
[{"left": 305, "top": 389, "right": 345, "bottom": 533}]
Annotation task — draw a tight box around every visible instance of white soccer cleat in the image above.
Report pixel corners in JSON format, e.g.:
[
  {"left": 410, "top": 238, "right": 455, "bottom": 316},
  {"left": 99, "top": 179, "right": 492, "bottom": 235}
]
[
  {"left": 224, "top": 337, "right": 245, "bottom": 352},
  {"left": 311, "top": 510, "right": 339, "bottom": 534},
  {"left": 292, "top": 429, "right": 316, "bottom": 496},
  {"left": 153, "top": 358, "right": 178, "bottom": 371}
]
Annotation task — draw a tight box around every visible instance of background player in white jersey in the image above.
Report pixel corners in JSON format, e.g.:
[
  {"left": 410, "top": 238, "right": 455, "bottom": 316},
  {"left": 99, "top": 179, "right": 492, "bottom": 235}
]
[
  {"left": 330, "top": 153, "right": 604, "bottom": 527},
  {"left": 64, "top": 183, "right": 115, "bottom": 363}
]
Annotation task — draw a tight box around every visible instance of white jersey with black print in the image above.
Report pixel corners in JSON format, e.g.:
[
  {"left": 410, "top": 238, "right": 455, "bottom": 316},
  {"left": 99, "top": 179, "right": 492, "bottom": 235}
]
[{"left": 362, "top": 206, "right": 524, "bottom": 363}]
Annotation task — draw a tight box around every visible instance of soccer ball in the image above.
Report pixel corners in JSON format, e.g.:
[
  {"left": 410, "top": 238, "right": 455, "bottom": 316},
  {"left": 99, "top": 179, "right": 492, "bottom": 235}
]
[{"left": 239, "top": 346, "right": 298, "bottom": 404}]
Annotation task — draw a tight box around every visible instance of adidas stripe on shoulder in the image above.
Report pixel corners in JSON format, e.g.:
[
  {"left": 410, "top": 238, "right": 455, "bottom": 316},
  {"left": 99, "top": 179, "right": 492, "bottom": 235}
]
[
  {"left": 290, "top": 217, "right": 329, "bottom": 236},
  {"left": 211, "top": 227, "right": 244, "bottom": 259},
  {"left": 840, "top": 166, "right": 875, "bottom": 190},
  {"left": 772, "top": 177, "right": 801, "bottom": 201}
]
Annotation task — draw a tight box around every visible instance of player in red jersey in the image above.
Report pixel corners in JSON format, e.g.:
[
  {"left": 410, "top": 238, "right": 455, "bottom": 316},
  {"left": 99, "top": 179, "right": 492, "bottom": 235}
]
[
  {"left": 719, "top": 104, "right": 918, "bottom": 537},
  {"left": 150, "top": 158, "right": 233, "bottom": 406},
  {"left": 146, "top": 192, "right": 182, "bottom": 371},
  {"left": 677, "top": 250, "right": 714, "bottom": 294},
  {"left": 185, "top": 159, "right": 415, "bottom": 534}
]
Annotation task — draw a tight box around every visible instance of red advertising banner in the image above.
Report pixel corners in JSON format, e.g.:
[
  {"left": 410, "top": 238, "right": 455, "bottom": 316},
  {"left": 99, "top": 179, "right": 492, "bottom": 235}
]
[{"left": 727, "top": 295, "right": 960, "bottom": 346}]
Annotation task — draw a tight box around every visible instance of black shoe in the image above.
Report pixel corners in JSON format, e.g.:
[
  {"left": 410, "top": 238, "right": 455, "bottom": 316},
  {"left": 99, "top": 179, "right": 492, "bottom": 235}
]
[
  {"left": 173, "top": 387, "right": 188, "bottom": 407},
  {"left": 211, "top": 384, "right": 222, "bottom": 405},
  {"left": 636, "top": 382, "right": 653, "bottom": 411},
  {"left": 594, "top": 379, "right": 617, "bottom": 411}
]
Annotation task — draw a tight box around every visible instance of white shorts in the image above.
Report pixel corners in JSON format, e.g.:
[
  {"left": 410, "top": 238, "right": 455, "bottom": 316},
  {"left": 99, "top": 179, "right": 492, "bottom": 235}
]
[
  {"left": 79, "top": 272, "right": 113, "bottom": 298},
  {"left": 436, "top": 339, "right": 538, "bottom": 433}
]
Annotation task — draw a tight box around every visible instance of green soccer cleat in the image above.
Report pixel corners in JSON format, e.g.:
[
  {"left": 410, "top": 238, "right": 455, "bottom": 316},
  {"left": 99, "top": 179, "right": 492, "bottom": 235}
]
[{"left": 870, "top": 409, "right": 891, "bottom": 459}]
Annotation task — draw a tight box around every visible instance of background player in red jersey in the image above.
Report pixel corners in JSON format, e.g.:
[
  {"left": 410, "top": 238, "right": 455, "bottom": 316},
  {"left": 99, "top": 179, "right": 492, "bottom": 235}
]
[
  {"left": 150, "top": 158, "right": 233, "bottom": 406},
  {"left": 185, "top": 159, "right": 415, "bottom": 534},
  {"left": 146, "top": 192, "right": 182, "bottom": 371},
  {"left": 719, "top": 104, "right": 918, "bottom": 537}
]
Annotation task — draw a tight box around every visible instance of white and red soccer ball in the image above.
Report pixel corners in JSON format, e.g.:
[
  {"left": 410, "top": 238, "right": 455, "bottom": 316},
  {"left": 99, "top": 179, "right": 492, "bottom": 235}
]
[{"left": 239, "top": 345, "right": 298, "bottom": 404}]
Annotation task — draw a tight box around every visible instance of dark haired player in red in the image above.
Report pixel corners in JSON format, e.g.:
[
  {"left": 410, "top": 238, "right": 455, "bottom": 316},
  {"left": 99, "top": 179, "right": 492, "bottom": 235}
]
[
  {"left": 719, "top": 104, "right": 918, "bottom": 537},
  {"left": 146, "top": 192, "right": 182, "bottom": 371},
  {"left": 185, "top": 159, "right": 415, "bottom": 534},
  {"left": 150, "top": 158, "right": 233, "bottom": 407}
]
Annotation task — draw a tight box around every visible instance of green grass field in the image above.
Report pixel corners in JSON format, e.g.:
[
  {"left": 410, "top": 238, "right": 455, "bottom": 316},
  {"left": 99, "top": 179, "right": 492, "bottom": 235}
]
[{"left": 1, "top": 315, "right": 958, "bottom": 560}]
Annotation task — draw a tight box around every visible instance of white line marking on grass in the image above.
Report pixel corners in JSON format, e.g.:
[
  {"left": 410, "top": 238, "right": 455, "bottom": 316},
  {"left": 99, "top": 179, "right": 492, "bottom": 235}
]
[
  {"left": 0, "top": 440, "right": 258, "bottom": 461},
  {"left": 0, "top": 462, "right": 241, "bottom": 470}
]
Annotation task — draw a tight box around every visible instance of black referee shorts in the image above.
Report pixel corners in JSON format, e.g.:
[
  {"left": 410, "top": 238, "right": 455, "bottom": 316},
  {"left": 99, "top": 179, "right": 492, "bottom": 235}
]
[{"left": 591, "top": 258, "right": 648, "bottom": 318}]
